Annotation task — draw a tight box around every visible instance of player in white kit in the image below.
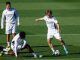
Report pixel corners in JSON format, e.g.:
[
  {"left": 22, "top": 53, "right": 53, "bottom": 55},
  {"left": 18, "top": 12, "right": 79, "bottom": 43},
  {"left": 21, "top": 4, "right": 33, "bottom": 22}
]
[
  {"left": 10, "top": 32, "right": 37, "bottom": 58},
  {"left": 1, "top": 2, "right": 20, "bottom": 47},
  {"left": 36, "top": 10, "right": 68, "bottom": 55}
]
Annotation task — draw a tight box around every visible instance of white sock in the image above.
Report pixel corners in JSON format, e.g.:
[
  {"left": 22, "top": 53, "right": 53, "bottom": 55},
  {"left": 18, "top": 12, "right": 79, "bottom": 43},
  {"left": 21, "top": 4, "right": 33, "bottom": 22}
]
[
  {"left": 51, "top": 47, "right": 55, "bottom": 53},
  {"left": 7, "top": 42, "right": 10, "bottom": 47},
  {"left": 32, "top": 53, "right": 37, "bottom": 56},
  {"left": 63, "top": 45, "right": 68, "bottom": 54}
]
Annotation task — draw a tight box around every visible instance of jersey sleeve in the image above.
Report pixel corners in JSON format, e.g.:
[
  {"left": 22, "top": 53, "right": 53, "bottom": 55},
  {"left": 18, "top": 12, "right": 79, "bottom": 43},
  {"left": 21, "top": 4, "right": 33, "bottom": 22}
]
[
  {"left": 1, "top": 11, "right": 6, "bottom": 29},
  {"left": 14, "top": 9, "right": 20, "bottom": 26}
]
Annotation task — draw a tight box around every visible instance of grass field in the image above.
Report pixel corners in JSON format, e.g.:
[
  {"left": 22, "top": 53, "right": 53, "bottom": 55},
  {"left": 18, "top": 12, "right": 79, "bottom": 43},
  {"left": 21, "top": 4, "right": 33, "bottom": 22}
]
[{"left": 0, "top": 0, "right": 80, "bottom": 60}]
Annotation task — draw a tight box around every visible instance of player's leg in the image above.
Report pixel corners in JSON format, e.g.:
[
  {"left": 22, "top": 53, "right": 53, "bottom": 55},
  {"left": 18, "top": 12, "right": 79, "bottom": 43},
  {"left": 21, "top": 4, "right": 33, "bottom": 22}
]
[
  {"left": 23, "top": 44, "right": 37, "bottom": 58},
  {"left": 9, "top": 44, "right": 15, "bottom": 55},
  {"left": 5, "top": 34, "right": 11, "bottom": 53},
  {"left": 57, "top": 38, "right": 68, "bottom": 54},
  {"left": 54, "top": 31, "right": 68, "bottom": 54},
  {"left": 12, "top": 24, "right": 16, "bottom": 38},
  {"left": 24, "top": 44, "right": 34, "bottom": 52},
  {"left": 9, "top": 41, "right": 17, "bottom": 55},
  {"left": 47, "top": 38, "right": 56, "bottom": 54},
  {"left": 6, "top": 34, "right": 10, "bottom": 47},
  {"left": 47, "top": 34, "right": 55, "bottom": 54},
  {"left": 12, "top": 33, "right": 16, "bottom": 38},
  {"left": 6, "top": 23, "right": 11, "bottom": 47}
]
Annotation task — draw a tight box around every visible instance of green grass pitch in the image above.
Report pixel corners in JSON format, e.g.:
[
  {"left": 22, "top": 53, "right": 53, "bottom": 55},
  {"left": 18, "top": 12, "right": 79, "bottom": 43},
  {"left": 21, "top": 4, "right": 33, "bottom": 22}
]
[{"left": 0, "top": 0, "right": 80, "bottom": 60}]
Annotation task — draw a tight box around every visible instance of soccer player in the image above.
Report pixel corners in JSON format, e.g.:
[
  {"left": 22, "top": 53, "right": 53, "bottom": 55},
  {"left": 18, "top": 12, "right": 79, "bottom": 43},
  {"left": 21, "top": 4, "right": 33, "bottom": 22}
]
[
  {"left": 1, "top": 1, "right": 20, "bottom": 47},
  {"left": 10, "top": 32, "right": 37, "bottom": 58},
  {"left": 35, "top": 10, "right": 68, "bottom": 55}
]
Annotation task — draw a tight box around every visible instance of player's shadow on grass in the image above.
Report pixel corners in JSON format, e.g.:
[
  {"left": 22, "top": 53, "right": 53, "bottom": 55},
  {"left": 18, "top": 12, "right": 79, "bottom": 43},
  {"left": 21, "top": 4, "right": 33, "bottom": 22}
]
[
  {"left": 15, "top": 45, "right": 80, "bottom": 59},
  {"left": 20, "top": 45, "right": 80, "bottom": 57},
  {"left": 1, "top": 43, "right": 80, "bottom": 58},
  {"left": 0, "top": 43, "right": 80, "bottom": 56}
]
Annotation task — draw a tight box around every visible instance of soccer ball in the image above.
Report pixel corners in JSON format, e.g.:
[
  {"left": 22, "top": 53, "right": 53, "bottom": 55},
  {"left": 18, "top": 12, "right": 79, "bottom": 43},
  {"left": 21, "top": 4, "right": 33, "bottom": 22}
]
[
  {"left": 54, "top": 50, "right": 60, "bottom": 56},
  {"left": 39, "top": 55, "right": 43, "bottom": 58}
]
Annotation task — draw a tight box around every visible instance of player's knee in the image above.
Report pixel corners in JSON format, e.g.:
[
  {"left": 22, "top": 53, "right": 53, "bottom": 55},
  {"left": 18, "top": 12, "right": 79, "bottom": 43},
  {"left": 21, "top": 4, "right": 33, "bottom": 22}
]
[
  {"left": 56, "top": 37, "right": 62, "bottom": 41},
  {"left": 25, "top": 44, "right": 31, "bottom": 48},
  {"left": 47, "top": 39, "right": 52, "bottom": 45},
  {"left": 58, "top": 39, "right": 65, "bottom": 45}
]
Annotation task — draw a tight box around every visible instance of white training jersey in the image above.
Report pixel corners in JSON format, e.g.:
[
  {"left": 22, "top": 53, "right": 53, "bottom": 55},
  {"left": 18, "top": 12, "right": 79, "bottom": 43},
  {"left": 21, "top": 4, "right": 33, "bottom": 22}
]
[
  {"left": 11, "top": 33, "right": 26, "bottom": 57},
  {"left": 1, "top": 8, "right": 19, "bottom": 29},
  {"left": 43, "top": 16, "right": 58, "bottom": 30}
]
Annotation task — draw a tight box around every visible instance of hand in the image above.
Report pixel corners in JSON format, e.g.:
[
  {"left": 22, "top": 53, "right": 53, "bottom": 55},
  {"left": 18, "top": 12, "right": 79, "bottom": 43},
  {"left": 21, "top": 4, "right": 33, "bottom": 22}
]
[{"left": 35, "top": 19, "right": 39, "bottom": 22}]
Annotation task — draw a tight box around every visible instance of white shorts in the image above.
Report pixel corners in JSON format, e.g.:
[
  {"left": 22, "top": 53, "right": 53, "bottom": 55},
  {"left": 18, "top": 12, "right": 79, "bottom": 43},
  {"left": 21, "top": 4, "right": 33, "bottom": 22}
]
[
  {"left": 47, "top": 29, "right": 61, "bottom": 40},
  {"left": 5, "top": 23, "right": 16, "bottom": 34}
]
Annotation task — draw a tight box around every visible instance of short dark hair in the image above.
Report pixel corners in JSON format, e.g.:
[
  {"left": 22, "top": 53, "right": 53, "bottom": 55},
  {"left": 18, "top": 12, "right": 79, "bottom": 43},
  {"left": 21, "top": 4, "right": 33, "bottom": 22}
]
[
  {"left": 45, "top": 9, "right": 52, "bottom": 15},
  {"left": 6, "top": 1, "right": 11, "bottom": 5},
  {"left": 19, "top": 31, "right": 26, "bottom": 39}
]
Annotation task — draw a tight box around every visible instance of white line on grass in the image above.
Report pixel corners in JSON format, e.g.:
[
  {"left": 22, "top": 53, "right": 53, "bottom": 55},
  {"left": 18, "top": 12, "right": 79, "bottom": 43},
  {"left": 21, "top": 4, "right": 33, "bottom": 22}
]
[
  {"left": 26, "top": 34, "right": 80, "bottom": 36},
  {"left": 0, "top": 34, "right": 80, "bottom": 36}
]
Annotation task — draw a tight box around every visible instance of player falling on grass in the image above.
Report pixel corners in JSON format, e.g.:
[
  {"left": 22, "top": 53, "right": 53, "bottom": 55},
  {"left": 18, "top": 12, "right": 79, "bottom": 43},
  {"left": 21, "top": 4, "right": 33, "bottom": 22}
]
[
  {"left": 10, "top": 31, "right": 37, "bottom": 58},
  {"left": 0, "top": 32, "right": 37, "bottom": 58},
  {"left": 1, "top": 1, "right": 20, "bottom": 48},
  {"left": 35, "top": 10, "right": 68, "bottom": 55}
]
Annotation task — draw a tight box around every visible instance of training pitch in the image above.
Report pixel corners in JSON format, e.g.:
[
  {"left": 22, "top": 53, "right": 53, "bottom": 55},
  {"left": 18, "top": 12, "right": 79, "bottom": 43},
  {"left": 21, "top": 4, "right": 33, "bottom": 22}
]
[{"left": 0, "top": 0, "right": 80, "bottom": 60}]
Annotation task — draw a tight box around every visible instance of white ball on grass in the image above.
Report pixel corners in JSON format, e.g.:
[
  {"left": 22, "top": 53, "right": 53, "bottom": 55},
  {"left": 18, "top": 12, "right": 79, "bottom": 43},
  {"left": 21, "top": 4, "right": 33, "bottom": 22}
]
[
  {"left": 0, "top": 53, "right": 2, "bottom": 56},
  {"left": 55, "top": 50, "right": 60, "bottom": 55},
  {"left": 39, "top": 55, "right": 43, "bottom": 58}
]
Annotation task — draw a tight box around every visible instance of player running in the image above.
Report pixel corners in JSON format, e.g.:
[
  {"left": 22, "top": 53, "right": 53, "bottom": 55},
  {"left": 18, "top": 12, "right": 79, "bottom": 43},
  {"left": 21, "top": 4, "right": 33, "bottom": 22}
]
[
  {"left": 35, "top": 10, "right": 68, "bottom": 55},
  {"left": 1, "top": 1, "right": 20, "bottom": 48},
  {"left": 10, "top": 31, "right": 37, "bottom": 58}
]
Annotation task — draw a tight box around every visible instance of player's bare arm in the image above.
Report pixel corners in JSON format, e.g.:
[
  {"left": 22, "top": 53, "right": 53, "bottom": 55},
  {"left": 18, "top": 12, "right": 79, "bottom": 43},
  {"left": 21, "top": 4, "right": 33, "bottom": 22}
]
[
  {"left": 35, "top": 18, "right": 44, "bottom": 21},
  {"left": 55, "top": 23, "right": 61, "bottom": 33}
]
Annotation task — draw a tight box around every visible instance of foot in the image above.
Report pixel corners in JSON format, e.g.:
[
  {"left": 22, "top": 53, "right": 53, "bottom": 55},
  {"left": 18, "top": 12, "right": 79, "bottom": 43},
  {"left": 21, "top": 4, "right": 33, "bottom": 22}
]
[
  {"left": 5, "top": 46, "right": 11, "bottom": 51},
  {"left": 39, "top": 55, "right": 43, "bottom": 58},
  {"left": 65, "top": 51, "right": 69, "bottom": 55},
  {"left": 0, "top": 51, "right": 3, "bottom": 56},
  {"left": 52, "top": 51, "right": 55, "bottom": 55},
  {"left": 34, "top": 55, "right": 38, "bottom": 58}
]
